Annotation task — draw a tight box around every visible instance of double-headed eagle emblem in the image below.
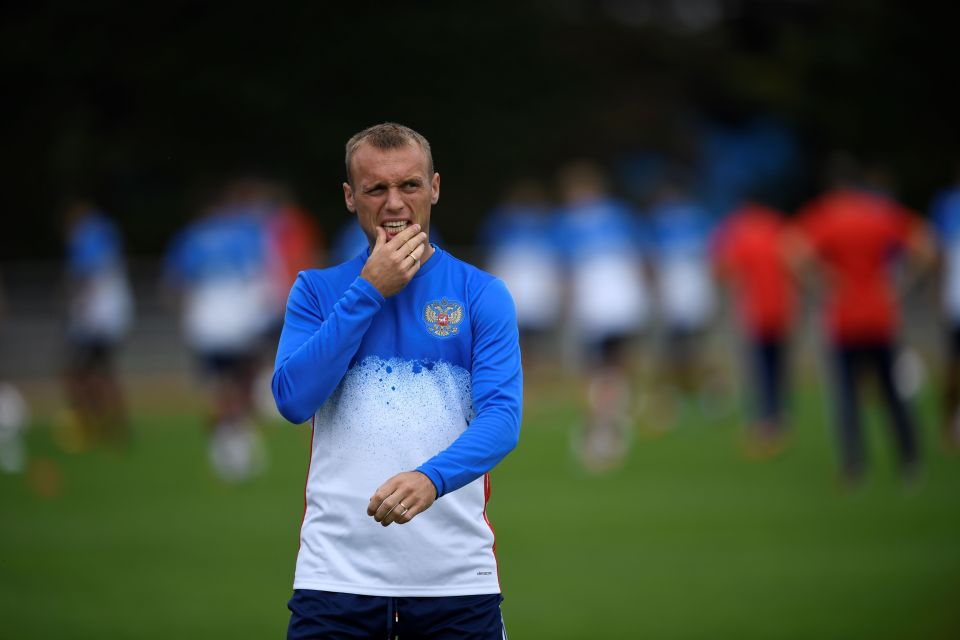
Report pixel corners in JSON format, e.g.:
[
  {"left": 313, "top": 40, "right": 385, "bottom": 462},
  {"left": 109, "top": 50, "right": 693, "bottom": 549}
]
[{"left": 423, "top": 298, "right": 464, "bottom": 337}]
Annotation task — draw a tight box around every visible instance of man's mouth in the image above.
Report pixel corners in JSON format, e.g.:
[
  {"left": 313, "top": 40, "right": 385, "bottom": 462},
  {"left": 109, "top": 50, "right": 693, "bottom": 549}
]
[{"left": 382, "top": 221, "right": 410, "bottom": 234}]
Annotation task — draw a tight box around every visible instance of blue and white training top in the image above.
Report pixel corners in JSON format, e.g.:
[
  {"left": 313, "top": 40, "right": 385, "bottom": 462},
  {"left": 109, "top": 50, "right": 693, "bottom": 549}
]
[
  {"left": 554, "top": 197, "right": 650, "bottom": 338},
  {"left": 272, "top": 246, "right": 522, "bottom": 597},
  {"left": 647, "top": 199, "right": 717, "bottom": 329},
  {"left": 480, "top": 204, "right": 563, "bottom": 331},
  {"left": 66, "top": 211, "right": 133, "bottom": 342},
  {"left": 165, "top": 210, "right": 273, "bottom": 353}
]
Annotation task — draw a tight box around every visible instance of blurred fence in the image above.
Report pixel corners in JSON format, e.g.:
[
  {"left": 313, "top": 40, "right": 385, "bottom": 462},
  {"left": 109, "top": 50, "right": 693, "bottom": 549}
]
[{"left": 1, "top": 259, "right": 190, "bottom": 380}]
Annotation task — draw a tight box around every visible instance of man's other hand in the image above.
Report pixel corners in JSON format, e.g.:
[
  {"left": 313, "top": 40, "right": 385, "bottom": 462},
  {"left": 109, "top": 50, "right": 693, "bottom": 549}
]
[{"left": 367, "top": 471, "right": 437, "bottom": 527}]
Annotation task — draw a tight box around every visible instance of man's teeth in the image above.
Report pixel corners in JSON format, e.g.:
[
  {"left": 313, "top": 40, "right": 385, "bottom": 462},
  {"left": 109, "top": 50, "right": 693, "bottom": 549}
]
[{"left": 383, "top": 222, "right": 409, "bottom": 232}]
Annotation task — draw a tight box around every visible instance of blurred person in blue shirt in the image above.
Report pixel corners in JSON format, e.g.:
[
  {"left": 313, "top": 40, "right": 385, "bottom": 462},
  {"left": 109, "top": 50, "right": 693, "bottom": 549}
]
[
  {"left": 164, "top": 185, "right": 273, "bottom": 482},
  {"left": 930, "top": 165, "right": 960, "bottom": 449},
  {"left": 62, "top": 200, "right": 134, "bottom": 448},
  {"left": 554, "top": 160, "right": 649, "bottom": 471},
  {"left": 479, "top": 179, "right": 562, "bottom": 363},
  {"left": 646, "top": 174, "right": 718, "bottom": 412}
]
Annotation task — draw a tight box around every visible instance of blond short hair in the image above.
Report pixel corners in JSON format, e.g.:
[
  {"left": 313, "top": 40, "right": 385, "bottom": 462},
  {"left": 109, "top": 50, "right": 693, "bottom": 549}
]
[{"left": 344, "top": 122, "right": 434, "bottom": 186}]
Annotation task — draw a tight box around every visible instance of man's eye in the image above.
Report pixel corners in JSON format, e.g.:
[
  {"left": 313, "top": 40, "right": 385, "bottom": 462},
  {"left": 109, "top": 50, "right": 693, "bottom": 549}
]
[
  {"left": 366, "top": 187, "right": 385, "bottom": 195},
  {"left": 403, "top": 182, "right": 421, "bottom": 190}
]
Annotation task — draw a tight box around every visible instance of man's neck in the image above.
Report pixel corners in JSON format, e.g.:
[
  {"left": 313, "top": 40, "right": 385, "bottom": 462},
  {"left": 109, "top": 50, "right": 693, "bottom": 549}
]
[{"left": 421, "top": 241, "right": 436, "bottom": 264}]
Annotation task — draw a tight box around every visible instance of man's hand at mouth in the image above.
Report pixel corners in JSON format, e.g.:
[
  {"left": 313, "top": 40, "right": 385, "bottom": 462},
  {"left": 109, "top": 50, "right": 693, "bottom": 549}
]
[{"left": 360, "top": 223, "right": 428, "bottom": 297}]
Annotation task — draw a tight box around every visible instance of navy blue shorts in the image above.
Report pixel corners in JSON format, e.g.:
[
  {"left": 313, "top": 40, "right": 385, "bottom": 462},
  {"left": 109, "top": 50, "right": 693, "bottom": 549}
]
[{"left": 287, "top": 589, "right": 506, "bottom": 639}]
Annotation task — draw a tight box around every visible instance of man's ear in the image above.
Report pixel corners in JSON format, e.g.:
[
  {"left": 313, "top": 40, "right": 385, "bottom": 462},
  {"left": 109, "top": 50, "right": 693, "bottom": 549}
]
[
  {"left": 430, "top": 172, "right": 440, "bottom": 205},
  {"left": 343, "top": 182, "right": 356, "bottom": 213}
]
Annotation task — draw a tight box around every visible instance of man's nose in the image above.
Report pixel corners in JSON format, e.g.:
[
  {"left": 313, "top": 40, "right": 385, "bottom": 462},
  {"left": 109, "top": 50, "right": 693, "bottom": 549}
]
[{"left": 386, "top": 187, "right": 405, "bottom": 211}]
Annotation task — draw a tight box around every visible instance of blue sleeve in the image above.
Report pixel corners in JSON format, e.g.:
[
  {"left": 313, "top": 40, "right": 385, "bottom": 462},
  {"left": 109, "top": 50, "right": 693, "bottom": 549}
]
[
  {"left": 416, "top": 278, "right": 522, "bottom": 497},
  {"left": 272, "top": 272, "right": 386, "bottom": 424}
]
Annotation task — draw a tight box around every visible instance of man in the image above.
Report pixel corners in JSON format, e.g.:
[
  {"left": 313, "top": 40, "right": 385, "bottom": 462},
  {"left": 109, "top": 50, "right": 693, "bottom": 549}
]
[
  {"left": 712, "top": 199, "right": 796, "bottom": 456},
  {"left": 795, "top": 159, "right": 933, "bottom": 484},
  {"left": 272, "top": 123, "right": 522, "bottom": 639},
  {"left": 553, "top": 160, "right": 648, "bottom": 470},
  {"left": 479, "top": 178, "right": 562, "bottom": 364},
  {"left": 646, "top": 175, "right": 717, "bottom": 420},
  {"left": 62, "top": 200, "right": 133, "bottom": 448},
  {"left": 165, "top": 184, "right": 273, "bottom": 482}
]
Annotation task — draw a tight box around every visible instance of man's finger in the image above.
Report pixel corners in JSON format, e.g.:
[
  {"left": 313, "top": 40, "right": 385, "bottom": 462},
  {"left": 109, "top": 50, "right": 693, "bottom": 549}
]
[
  {"left": 404, "top": 242, "right": 427, "bottom": 268},
  {"left": 394, "top": 503, "right": 417, "bottom": 525},
  {"left": 382, "top": 498, "right": 415, "bottom": 527},
  {"left": 384, "top": 223, "right": 421, "bottom": 248},
  {"left": 372, "top": 225, "right": 387, "bottom": 251},
  {"left": 407, "top": 257, "right": 423, "bottom": 278},
  {"left": 367, "top": 487, "right": 390, "bottom": 516},
  {"left": 376, "top": 495, "right": 405, "bottom": 525},
  {"left": 400, "top": 232, "right": 427, "bottom": 257}
]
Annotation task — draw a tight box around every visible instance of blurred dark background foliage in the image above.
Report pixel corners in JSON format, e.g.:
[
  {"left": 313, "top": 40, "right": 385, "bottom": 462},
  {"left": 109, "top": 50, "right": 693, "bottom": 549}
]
[{"left": 2, "top": 0, "right": 957, "bottom": 259}]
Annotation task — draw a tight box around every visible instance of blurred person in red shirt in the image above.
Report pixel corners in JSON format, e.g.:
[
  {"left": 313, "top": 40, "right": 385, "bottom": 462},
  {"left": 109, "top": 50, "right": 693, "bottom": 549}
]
[
  {"left": 794, "top": 157, "right": 934, "bottom": 484},
  {"left": 713, "top": 200, "right": 796, "bottom": 457},
  {"left": 264, "top": 187, "right": 326, "bottom": 313}
]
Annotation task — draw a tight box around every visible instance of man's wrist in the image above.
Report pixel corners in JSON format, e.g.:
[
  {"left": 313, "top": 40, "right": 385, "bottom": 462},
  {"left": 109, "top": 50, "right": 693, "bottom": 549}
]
[
  {"left": 353, "top": 275, "right": 386, "bottom": 304},
  {"left": 414, "top": 468, "right": 442, "bottom": 499}
]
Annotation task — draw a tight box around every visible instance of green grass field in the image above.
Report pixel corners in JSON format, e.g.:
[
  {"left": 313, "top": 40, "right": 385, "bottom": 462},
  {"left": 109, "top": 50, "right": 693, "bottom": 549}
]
[{"left": 2, "top": 376, "right": 959, "bottom": 639}]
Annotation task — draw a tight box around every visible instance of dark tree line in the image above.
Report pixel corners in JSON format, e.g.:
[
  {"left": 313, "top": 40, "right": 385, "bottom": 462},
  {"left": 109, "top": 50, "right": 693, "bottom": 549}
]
[{"left": 2, "top": 1, "right": 957, "bottom": 259}]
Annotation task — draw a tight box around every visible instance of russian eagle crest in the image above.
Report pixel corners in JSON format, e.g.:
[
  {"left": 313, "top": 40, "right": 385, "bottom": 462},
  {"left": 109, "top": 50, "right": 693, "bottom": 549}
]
[{"left": 423, "top": 298, "right": 464, "bottom": 337}]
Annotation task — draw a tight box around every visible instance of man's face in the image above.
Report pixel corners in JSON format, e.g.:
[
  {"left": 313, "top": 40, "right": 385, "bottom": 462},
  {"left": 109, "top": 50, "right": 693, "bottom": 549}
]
[{"left": 343, "top": 141, "right": 440, "bottom": 247}]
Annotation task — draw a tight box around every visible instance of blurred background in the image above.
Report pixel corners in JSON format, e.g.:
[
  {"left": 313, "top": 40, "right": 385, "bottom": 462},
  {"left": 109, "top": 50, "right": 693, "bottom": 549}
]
[{"left": 2, "top": 1, "right": 960, "bottom": 638}]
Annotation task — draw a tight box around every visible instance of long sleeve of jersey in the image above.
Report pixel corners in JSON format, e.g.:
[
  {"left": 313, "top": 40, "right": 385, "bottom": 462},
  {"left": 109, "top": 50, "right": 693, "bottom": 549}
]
[
  {"left": 272, "top": 273, "right": 385, "bottom": 424},
  {"left": 416, "top": 279, "right": 522, "bottom": 497}
]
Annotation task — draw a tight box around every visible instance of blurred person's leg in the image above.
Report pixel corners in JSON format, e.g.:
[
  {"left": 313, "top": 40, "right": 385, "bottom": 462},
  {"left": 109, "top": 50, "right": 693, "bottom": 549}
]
[
  {"left": 62, "top": 340, "right": 108, "bottom": 448},
  {"left": 89, "top": 342, "right": 130, "bottom": 447},
  {"left": 664, "top": 323, "right": 731, "bottom": 423},
  {"left": 204, "top": 352, "right": 265, "bottom": 482},
  {"left": 578, "top": 335, "right": 634, "bottom": 472},
  {"left": 833, "top": 345, "right": 866, "bottom": 483},
  {"left": 942, "top": 325, "right": 960, "bottom": 449},
  {"left": 765, "top": 338, "right": 786, "bottom": 431},
  {"left": 744, "top": 336, "right": 788, "bottom": 458},
  {"left": 872, "top": 343, "right": 920, "bottom": 478},
  {"left": 665, "top": 326, "right": 698, "bottom": 393},
  {"left": 62, "top": 350, "right": 88, "bottom": 444},
  {"left": 0, "top": 382, "right": 29, "bottom": 473}
]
